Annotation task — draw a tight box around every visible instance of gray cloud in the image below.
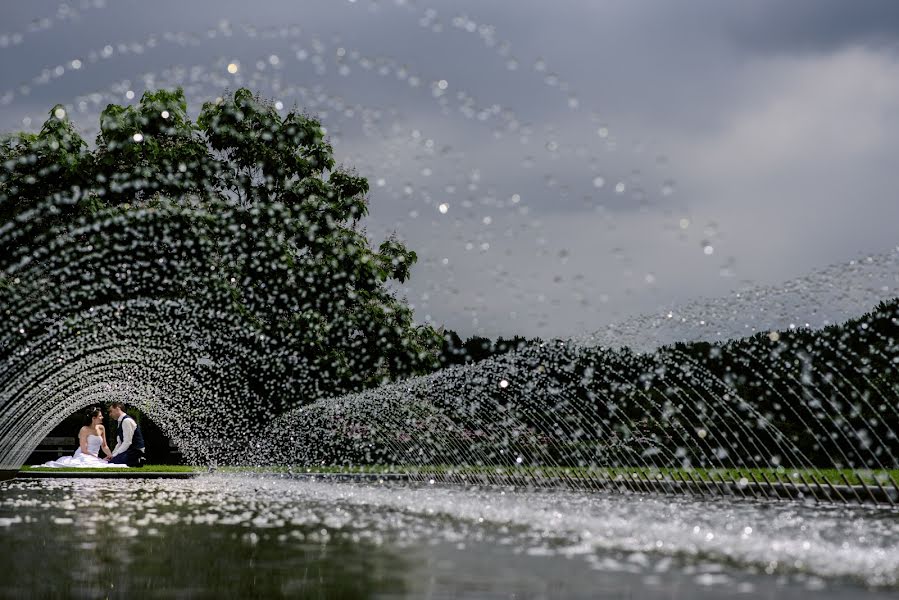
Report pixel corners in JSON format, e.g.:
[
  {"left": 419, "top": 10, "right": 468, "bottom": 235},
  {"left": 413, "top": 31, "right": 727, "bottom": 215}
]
[{"left": 2, "top": 0, "right": 898, "bottom": 340}]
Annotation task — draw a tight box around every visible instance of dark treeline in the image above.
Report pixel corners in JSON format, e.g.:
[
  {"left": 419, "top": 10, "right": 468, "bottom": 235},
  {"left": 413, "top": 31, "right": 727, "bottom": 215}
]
[
  {"left": 438, "top": 330, "right": 538, "bottom": 367},
  {"left": 490, "top": 298, "right": 899, "bottom": 469},
  {"left": 317, "top": 298, "right": 899, "bottom": 471},
  {"left": 652, "top": 297, "right": 899, "bottom": 469}
]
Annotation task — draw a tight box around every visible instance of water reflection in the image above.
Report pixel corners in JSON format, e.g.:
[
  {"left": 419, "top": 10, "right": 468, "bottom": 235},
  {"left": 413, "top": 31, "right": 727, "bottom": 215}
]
[
  {"left": 1, "top": 483, "right": 408, "bottom": 598},
  {"left": 1, "top": 476, "right": 896, "bottom": 599}
]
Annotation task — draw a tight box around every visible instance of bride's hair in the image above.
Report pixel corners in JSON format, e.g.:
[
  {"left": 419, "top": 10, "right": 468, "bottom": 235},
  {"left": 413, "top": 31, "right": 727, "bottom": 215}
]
[{"left": 82, "top": 406, "right": 102, "bottom": 426}]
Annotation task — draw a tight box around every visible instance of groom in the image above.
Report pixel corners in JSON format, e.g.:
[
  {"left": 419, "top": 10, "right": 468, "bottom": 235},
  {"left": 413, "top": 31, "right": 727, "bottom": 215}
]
[{"left": 104, "top": 402, "right": 147, "bottom": 467}]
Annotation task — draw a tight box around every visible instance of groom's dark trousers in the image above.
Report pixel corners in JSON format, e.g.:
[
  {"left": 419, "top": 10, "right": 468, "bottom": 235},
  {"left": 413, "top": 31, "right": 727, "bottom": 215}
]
[{"left": 110, "top": 447, "right": 145, "bottom": 467}]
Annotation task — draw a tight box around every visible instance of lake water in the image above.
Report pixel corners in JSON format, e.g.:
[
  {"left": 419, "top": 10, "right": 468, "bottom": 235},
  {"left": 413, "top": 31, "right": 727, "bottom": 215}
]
[{"left": 1, "top": 475, "right": 897, "bottom": 599}]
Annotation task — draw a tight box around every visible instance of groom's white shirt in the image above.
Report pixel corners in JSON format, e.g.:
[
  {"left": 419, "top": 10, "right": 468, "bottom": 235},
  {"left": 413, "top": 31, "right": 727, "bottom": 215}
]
[{"left": 111, "top": 413, "right": 142, "bottom": 456}]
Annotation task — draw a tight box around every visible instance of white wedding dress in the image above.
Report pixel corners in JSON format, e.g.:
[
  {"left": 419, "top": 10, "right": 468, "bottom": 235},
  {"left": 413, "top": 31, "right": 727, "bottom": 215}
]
[{"left": 41, "top": 434, "right": 128, "bottom": 468}]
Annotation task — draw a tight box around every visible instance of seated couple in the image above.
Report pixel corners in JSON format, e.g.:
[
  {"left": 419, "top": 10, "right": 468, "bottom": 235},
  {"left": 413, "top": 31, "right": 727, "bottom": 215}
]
[{"left": 42, "top": 402, "right": 147, "bottom": 468}]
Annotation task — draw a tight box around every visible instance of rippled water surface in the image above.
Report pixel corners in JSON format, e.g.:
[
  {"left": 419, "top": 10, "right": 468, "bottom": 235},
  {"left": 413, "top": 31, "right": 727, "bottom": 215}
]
[{"left": 1, "top": 476, "right": 897, "bottom": 599}]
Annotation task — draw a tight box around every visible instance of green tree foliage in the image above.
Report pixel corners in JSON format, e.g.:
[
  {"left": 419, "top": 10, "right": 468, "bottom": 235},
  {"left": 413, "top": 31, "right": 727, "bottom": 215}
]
[
  {"left": 0, "top": 105, "right": 91, "bottom": 226},
  {"left": 0, "top": 88, "right": 441, "bottom": 403},
  {"left": 93, "top": 89, "right": 215, "bottom": 206}
]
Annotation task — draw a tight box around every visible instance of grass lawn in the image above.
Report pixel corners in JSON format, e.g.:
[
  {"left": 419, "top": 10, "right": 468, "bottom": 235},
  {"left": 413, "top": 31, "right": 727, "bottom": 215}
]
[
  {"left": 282, "top": 464, "right": 899, "bottom": 487},
  {"left": 19, "top": 464, "right": 899, "bottom": 488}
]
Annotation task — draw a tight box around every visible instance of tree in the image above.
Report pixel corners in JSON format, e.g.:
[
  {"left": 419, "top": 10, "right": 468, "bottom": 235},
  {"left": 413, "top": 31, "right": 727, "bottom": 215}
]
[
  {"left": 0, "top": 105, "right": 93, "bottom": 233},
  {"left": 0, "top": 88, "right": 441, "bottom": 408},
  {"left": 438, "top": 328, "right": 539, "bottom": 366},
  {"left": 92, "top": 88, "right": 216, "bottom": 206}
]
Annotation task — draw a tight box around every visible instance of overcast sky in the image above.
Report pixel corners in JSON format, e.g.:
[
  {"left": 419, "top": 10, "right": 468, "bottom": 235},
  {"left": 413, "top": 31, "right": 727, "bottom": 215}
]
[{"left": 2, "top": 0, "right": 899, "bottom": 342}]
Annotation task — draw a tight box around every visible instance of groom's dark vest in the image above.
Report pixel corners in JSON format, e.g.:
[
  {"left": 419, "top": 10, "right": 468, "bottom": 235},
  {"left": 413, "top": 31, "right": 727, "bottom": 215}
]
[{"left": 118, "top": 415, "right": 145, "bottom": 451}]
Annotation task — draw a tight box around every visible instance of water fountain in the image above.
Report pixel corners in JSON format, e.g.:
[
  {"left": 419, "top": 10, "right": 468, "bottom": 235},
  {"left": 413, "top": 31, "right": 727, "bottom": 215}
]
[
  {"left": 2, "top": 1, "right": 899, "bottom": 596},
  {"left": 267, "top": 290, "right": 899, "bottom": 505}
]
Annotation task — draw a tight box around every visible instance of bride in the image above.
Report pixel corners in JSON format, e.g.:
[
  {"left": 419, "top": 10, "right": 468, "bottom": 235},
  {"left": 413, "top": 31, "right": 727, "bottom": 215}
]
[{"left": 42, "top": 407, "right": 128, "bottom": 468}]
